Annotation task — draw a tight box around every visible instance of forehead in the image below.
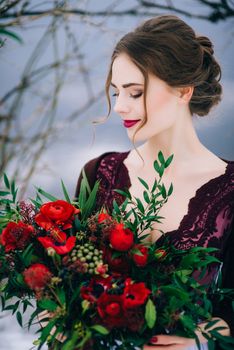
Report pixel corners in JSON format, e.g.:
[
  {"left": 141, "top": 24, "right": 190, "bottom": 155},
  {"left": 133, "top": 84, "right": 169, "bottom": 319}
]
[{"left": 111, "top": 54, "right": 144, "bottom": 85}]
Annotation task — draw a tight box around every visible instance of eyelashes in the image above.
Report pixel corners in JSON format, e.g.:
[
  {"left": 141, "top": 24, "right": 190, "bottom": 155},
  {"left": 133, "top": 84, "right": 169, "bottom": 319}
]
[{"left": 112, "top": 92, "right": 143, "bottom": 99}]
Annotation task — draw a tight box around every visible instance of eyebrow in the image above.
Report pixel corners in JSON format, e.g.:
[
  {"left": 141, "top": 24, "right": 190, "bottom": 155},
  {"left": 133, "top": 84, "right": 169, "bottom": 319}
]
[{"left": 110, "top": 82, "right": 144, "bottom": 88}]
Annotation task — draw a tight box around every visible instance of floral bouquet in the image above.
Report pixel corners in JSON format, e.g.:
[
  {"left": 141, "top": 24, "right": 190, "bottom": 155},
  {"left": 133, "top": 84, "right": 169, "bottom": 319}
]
[{"left": 0, "top": 152, "right": 233, "bottom": 350}]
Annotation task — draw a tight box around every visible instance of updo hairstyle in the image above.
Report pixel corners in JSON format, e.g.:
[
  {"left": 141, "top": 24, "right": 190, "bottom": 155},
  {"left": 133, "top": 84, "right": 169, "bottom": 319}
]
[{"left": 105, "top": 15, "right": 222, "bottom": 118}]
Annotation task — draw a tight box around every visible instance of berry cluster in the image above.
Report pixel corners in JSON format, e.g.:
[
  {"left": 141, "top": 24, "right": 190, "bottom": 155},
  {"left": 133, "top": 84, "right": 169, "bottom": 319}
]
[{"left": 70, "top": 243, "right": 105, "bottom": 275}]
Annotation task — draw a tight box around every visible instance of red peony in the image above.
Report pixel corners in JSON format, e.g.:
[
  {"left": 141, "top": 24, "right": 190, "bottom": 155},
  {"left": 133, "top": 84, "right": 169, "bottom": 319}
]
[
  {"left": 123, "top": 279, "right": 151, "bottom": 309},
  {"left": 37, "top": 235, "right": 76, "bottom": 255},
  {"left": 97, "top": 293, "right": 126, "bottom": 328},
  {"left": 132, "top": 244, "right": 149, "bottom": 267},
  {"left": 98, "top": 212, "right": 111, "bottom": 223},
  {"left": 23, "top": 263, "right": 52, "bottom": 291},
  {"left": 35, "top": 200, "right": 79, "bottom": 230},
  {"left": 0, "top": 221, "right": 34, "bottom": 252},
  {"left": 109, "top": 223, "right": 134, "bottom": 252}
]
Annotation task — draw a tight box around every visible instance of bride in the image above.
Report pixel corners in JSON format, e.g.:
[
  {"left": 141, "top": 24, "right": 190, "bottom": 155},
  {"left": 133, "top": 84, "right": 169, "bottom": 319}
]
[{"left": 75, "top": 14, "right": 234, "bottom": 350}]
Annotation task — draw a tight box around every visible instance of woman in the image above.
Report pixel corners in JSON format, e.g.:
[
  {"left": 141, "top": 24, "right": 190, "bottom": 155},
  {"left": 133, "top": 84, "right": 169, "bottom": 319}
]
[{"left": 75, "top": 15, "right": 234, "bottom": 350}]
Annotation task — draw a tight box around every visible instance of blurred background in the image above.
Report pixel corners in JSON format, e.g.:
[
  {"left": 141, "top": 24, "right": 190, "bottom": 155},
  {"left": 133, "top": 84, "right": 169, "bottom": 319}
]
[{"left": 0, "top": 0, "right": 234, "bottom": 349}]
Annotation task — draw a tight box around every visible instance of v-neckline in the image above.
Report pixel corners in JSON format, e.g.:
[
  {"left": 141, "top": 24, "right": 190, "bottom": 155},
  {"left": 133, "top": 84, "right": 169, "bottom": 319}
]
[{"left": 120, "top": 150, "right": 232, "bottom": 238}]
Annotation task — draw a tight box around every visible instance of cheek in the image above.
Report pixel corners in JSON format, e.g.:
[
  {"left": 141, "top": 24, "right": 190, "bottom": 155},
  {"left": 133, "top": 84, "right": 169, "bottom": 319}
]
[{"left": 146, "top": 89, "right": 178, "bottom": 126}]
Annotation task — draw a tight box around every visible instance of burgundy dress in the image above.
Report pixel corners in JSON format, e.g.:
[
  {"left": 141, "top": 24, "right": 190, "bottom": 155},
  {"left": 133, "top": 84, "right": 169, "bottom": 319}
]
[{"left": 75, "top": 150, "right": 234, "bottom": 337}]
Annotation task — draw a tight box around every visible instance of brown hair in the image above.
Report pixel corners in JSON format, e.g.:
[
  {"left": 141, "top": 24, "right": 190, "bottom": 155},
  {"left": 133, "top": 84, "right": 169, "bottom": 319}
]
[{"left": 104, "top": 15, "right": 222, "bottom": 149}]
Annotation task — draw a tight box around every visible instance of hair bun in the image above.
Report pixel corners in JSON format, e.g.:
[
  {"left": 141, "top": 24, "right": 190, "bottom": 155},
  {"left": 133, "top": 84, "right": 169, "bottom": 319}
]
[{"left": 196, "top": 35, "right": 214, "bottom": 55}]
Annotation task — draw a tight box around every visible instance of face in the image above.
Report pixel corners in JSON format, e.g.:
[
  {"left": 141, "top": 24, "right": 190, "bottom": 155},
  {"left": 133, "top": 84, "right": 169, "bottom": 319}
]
[{"left": 111, "top": 54, "right": 183, "bottom": 143}]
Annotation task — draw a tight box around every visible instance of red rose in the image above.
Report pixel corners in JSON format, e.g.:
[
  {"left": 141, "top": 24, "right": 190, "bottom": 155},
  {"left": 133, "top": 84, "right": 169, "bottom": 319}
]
[
  {"left": 97, "top": 293, "right": 126, "bottom": 328},
  {"left": 23, "top": 263, "right": 52, "bottom": 291},
  {"left": 98, "top": 212, "right": 111, "bottom": 223},
  {"left": 0, "top": 221, "right": 34, "bottom": 252},
  {"left": 35, "top": 200, "right": 79, "bottom": 230},
  {"left": 123, "top": 279, "right": 151, "bottom": 309},
  {"left": 103, "top": 248, "right": 130, "bottom": 273},
  {"left": 37, "top": 235, "right": 75, "bottom": 255},
  {"left": 132, "top": 244, "right": 149, "bottom": 267},
  {"left": 109, "top": 223, "right": 134, "bottom": 251}
]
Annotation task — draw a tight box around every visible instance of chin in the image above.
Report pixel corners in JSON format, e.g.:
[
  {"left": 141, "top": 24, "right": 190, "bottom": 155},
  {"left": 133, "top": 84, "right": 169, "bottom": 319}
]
[{"left": 127, "top": 129, "right": 153, "bottom": 143}]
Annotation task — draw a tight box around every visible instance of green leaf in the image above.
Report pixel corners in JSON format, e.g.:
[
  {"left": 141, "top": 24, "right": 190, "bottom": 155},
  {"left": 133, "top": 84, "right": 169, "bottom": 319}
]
[
  {"left": 153, "top": 161, "right": 163, "bottom": 177},
  {"left": 12, "top": 188, "right": 18, "bottom": 203},
  {"left": 81, "top": 168, "right": 91, "bottom": 194},
  {"left": 151, "top": 179, "right": 158, "bottom": 193},
  {"left": 158, "top": 151, "right": 165, "bottom": 165},
  {"left": 16, "top": 311, "right": 23, "bottom": 327},
  {"left": 204, "top": 318, "right": 220, "bottom": 330},
  {"left": 78, "top": 178, "right": 87, "bottom": 210},
  {"left": 82, "top": 180, "right": 100, "bottom": 220},
  {"left": 61, "top": 180, "right": 71, "bottom": 203},
  {"left": 11, "top": 180, "right": 15, "bottom": 195},
  {"left": 0, "top": 191, "right": 10, "bottom": 196},
  {"left": 22, "top": 243, "right": 34, "bottom": 267},
  {"left": 114, "top": 189, "right": 131, "bottom": 199},
  {"left": 161, "top": 286, "right": 190, "bottom": 302},
  {"left": 179, "top": 314, "right": 195, "bottom": 331},
  {"left": 145, "top": 298, "right": 156, "bottom": 329},
  {"left": 3, "top": 174, "right": 10, "bottom": 189},
  {"left": 131, "top": 248, "right": 144, "bottom": 256},
  {"left": 120, "top": 198, "right": 129, "bottom": 212},
  {"left": 143, "top": 191, "right": 150, "bottom": 204},
  {"left": 91, "top": 325, "right": 109, "bottom": 335},
  {"left": 113, "top": 199, "right": 121, "bottom": 215},
  {"left": 138, "top": 177, "right": 149, "bottom": 190},
  {"left": 136, "top": 198, "right": 145, "bottom": 213},
  {"left": 165, "top": 154, "right": 174, "bottom": 168},
  {"left": 39, "top": 318, "right": 57, "bottom": 345},
  {"left": 38, "top": 299, "right": 58, "bottom": 312},
  {"left": 57, "top": 289, "right": 66, "bottom": 305},
  {"left": 28, "top": 308, "right": 43, "bottom": 330},
  {"left": 160, "top": 184, "right": 167, "bottom": 199},
  {"left": 168, "top": 183, "right": 173, "bottom": 196},
  {"left": 16, "top": 273, "right": 26, "bottom": 287},
  {"left": 36, "top": 187, "right": 58, "bottom": 201}
]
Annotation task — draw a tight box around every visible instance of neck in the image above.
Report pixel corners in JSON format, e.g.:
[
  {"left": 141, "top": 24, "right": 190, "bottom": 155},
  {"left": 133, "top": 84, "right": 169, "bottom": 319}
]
[{"left": 137, "top": 112, "right": 207, "bottom": 175}]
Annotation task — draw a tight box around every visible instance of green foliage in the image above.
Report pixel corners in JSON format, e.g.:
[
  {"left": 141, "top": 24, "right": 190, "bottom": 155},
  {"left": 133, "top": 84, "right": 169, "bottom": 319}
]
[
  {"left": 38, "top": 299, "right": 58, "bottom": 312},
  {"left": 91, "top": 325, "right": 110, "bottom": 335},
  {"left": 145, "top": 299, "right": 157, "bottom": 329},
  {"left": 0, "top": 150, "right": 233, "bottom": 350}
]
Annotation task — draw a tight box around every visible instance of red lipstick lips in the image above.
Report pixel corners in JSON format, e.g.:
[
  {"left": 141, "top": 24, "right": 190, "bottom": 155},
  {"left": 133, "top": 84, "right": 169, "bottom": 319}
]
[{"left": 123, "top": 120, "right": 140, "bottom": 128}]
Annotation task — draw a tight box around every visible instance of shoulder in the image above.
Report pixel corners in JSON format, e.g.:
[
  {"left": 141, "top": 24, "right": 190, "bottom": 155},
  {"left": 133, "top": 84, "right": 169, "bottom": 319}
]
[
  {"left": 80, "top": 150, "right": 130, "bottom": 184},
  {"left": 82, "top": 150, "right": 130, "bottom": 172},
  {"left": 221, "top": 158, "right": 234, "bottom": 186}
]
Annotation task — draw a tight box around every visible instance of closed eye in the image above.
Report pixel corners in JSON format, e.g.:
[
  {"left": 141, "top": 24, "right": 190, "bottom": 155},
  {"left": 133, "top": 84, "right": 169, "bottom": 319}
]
[{"left": 112, "top": 92, "right": 143, "bottom": 99}]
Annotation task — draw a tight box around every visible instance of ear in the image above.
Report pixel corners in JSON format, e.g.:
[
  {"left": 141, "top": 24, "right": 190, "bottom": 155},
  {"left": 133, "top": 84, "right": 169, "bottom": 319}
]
[{"left": 177, "top": 86, "right": 194, "bottom": 103}]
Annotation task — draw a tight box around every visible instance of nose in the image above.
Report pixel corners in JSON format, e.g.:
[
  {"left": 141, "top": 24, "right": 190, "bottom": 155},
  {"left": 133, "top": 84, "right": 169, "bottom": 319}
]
[{"left": 113, "top": 95, "right": 131, "bottom": 115}]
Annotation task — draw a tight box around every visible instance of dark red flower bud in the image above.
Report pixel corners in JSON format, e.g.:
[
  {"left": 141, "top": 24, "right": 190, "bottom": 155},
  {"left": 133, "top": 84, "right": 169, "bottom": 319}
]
[
  {"left": 154, "top": 249, "right": 167, "bottom": 260},
  {"left": 132, "top": 244, "right": 149, "bottom": 267}
]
